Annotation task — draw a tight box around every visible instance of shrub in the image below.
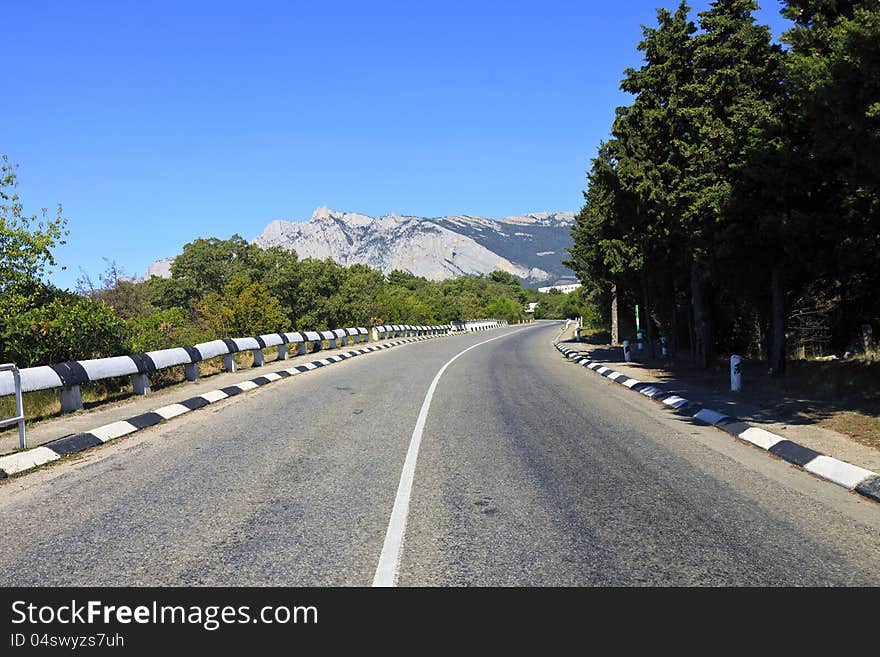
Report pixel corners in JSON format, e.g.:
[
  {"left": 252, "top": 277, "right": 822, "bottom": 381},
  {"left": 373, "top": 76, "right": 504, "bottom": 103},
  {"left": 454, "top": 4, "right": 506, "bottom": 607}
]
[
  {"left": 126, "top": 307, "right": 206, "bottom": 353},
  {"left": 1, "top": 293, "right": 126, "bottom": 366}
]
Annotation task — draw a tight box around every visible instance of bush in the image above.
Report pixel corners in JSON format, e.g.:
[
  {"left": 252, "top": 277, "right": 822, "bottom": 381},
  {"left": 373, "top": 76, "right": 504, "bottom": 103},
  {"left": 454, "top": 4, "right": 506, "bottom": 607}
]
[
  {"left": 1, "top": 293, "right": 127, "bottom": 366},
  {"left": 194, "top": 276, "right": 287, "bottom": 338},
  {"left": 126, "top": 307, "right": 206, "bottom": 353}
]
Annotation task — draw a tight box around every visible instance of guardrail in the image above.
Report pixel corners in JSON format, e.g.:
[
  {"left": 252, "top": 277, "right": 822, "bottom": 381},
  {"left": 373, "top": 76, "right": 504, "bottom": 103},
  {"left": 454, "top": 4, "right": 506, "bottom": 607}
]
[
  {"left": 449, "top": 320, "right": 509, "bottom": 332},
  {"left": 0, "top": 324, "right": 450, "bottom": 414},
  {"left": 370, "top": 324, "right": 447, "bottom": 341},
  {"left": 0, "top": 364, "right": 26, "bottom": 448}
]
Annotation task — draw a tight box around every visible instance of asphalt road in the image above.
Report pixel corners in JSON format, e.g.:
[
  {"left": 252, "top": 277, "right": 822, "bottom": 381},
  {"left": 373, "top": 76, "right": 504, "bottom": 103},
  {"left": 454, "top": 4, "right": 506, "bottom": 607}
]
[{"left": 1, "top": 322, "right": 879, "bottom": 586}]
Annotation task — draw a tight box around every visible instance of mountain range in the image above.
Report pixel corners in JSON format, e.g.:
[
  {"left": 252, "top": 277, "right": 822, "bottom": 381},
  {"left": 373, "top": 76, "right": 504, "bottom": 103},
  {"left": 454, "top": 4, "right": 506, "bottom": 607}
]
[{"left": 146, "top": 207, "right": 577, "bottom": 286}]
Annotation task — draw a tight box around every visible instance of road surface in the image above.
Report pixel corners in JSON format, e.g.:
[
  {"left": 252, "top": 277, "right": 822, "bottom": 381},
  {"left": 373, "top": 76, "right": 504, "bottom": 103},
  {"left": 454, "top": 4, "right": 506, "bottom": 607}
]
[{"left": 1, "top": 322, "right": 879, "bottom": 586}]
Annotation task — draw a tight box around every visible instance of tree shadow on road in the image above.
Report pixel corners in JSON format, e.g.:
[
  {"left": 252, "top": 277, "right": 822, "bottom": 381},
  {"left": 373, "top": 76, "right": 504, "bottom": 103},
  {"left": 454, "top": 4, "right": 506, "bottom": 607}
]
[{"left": 560, "top": 337, "right": 880, "bottom": 452}]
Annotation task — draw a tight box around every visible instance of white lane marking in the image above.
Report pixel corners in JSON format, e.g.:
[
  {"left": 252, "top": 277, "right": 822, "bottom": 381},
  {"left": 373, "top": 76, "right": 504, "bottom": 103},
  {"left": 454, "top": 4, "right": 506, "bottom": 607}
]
[{"left": 372, "top": 326, "right": 534, "bottom": 587}]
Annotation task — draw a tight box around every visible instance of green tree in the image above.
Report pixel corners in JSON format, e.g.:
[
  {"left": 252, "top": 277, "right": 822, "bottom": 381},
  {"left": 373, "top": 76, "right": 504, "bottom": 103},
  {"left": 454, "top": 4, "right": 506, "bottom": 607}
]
[
  {"left": 0, "top": 155, "right": 69, "bottom": 296},
  {"left": 485, "top": 295, "right": 522, "bottom": 322},
  {"left": 1, "top": 293, "right": 126, "bottom": 366},
  {"left": 781, "top": 0, "right": 880, "bottom": 353},
  {"left": 126, "top": 307, "right": 206, "bottom": 353},
  {"left": 194, "top": 276, "right": 287, "bottom": 338},
  {"left": 327, "top": 264, "right": 386, "bottom": 326},
  {"left": 676, "top": 0, "right": 784, "bottom": 367},
  {"left": 170, "top": 235, "right": 260, "bottom": 302}
]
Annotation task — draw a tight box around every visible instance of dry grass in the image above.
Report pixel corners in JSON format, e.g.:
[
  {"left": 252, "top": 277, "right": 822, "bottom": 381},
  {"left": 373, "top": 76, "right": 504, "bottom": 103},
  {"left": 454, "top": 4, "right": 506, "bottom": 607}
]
[
  {"left": 819, "top": 411, "right": 880, "bottom": 451},
  {"left": 669, "top": 355, "right": 880, "bottom": 452}
]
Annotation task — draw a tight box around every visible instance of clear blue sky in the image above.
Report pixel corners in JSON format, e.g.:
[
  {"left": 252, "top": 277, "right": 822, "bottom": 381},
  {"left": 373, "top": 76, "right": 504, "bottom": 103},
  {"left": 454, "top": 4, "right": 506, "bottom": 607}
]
[{"left": 6, "top": 1, "right": 792, "bottom": 289}]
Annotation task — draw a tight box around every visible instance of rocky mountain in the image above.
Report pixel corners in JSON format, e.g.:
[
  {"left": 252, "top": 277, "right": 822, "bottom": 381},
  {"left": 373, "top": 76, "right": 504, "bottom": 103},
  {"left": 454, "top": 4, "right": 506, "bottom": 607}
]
[
  {"left": 254, "top": 207, "right": 576, "bottom": 284},
  {"left": 146, "top": 207, "right": 577, "bottom": 286},
  {"left": 145, "top": 257, "right": 174, "bottom": 279}
]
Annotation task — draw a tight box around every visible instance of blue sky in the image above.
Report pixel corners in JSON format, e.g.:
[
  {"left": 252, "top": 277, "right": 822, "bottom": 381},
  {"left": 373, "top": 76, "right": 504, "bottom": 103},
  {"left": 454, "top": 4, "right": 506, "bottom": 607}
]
[{"left": 6, "top": 1, "right": 792, "bottom": 289}]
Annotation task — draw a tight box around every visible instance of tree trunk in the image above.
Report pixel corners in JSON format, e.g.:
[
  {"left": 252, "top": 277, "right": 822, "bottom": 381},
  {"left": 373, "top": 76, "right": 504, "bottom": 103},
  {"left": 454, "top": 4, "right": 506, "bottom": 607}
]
[
  {"left": 610, "top": 282, "right": 619, "bottom": 346},
  {"left": 670, "top": 280, "right": 678, "bottom": 362},
  {"left": 690, "top": 264, "right": 709, "bottom": 369},
  {"left": 642, "top": 275, "right": 655, "bottom": 359},
  {"left": 686, "top": 292, "right": 695, "bottom": 362},
  {"left": 769, "top": 265, "right": 786, "bottom": 375}
]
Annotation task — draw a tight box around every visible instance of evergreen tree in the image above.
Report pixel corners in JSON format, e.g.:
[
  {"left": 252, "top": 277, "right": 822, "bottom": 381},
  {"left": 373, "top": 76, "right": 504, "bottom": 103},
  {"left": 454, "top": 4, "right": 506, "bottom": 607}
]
[{"left": 782, "top": 0, "right": 880, "bottom": 352}]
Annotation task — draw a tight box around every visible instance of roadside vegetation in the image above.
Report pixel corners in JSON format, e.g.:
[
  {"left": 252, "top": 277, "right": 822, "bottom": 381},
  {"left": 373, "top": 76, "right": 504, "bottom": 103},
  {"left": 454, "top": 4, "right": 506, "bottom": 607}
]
[
  {"left": 564, "top": 0, "right": 879, "bottom": 449},
  {"left": 565, "top": 0, "right": 880, "bottom": 373},
  {"left": 1, "top": 154, "right": 586, "bottom": 379}
]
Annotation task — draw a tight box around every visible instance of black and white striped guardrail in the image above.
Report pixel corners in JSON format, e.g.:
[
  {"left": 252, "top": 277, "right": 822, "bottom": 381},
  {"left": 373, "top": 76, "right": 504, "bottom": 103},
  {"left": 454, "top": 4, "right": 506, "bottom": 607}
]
[
  {"left": 0, "top": 325, "right": 448, "bottom": 413},
  {"left": 0, "top": 334, "right": 446, "bottom": 479},
  {"left": 553, "top": 340, "right": 880, "bottom": 504},
  {"left": 449, "top": 320, "right": 509, "bottom": 332},
  {"left": 371, "top": 325, "right": 448, "bottom": 341}
]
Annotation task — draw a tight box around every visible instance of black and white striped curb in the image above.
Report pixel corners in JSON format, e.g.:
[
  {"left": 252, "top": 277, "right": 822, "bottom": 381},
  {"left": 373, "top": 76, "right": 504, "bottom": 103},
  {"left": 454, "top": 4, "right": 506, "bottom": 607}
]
[
  {"left": 553, "top": 341, "right": 880, "bottom": 504},
  {"left": 0, "top": 336, "right": 441, "bottom": 479}
]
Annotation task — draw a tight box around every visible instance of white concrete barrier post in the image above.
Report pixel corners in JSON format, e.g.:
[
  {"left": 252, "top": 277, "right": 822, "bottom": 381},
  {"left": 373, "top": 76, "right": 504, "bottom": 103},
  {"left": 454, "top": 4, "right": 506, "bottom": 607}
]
[
  {"left": 730, "top": 355, "right": 742, "bottom": 392},
  {"left": 623, "top": 340, "right": 632, "bottom": 362},
  {"left": 223, "top": 354, "right": 237, "bottom": 373},
  {"left": 252, "top": 349, "right": 264, "bottom": 367},
  {"left": 131, "top": 373, "right": 151, "bottom": 396},
  {"left": 277, "top": 344, "right": 287, "bottom": 361},
  {"left": 660, "top": 336, "right": 668, "bottom": 359},
  {"left": 60, "top": 385, "right": 84, "bottom": 412},
  {"left": 184, "top": 362, "right": 200, "bottom": 381},
  {"left": 636, "top": 331, "right": 644, "bottom": 353}
]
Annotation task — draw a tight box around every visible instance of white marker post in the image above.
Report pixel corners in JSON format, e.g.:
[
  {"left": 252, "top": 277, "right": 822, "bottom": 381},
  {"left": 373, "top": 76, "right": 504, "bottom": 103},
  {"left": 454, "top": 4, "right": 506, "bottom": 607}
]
[
  {"left": 730, "top": 354, "right": 742, "bottom": 392},
  {"left": 623, "top": 340, "right": 632, "bottom": 362}
]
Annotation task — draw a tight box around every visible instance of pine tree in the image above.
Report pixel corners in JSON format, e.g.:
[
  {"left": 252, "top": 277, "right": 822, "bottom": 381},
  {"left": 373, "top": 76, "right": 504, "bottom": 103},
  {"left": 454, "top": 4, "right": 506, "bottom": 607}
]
[
  {"left": 678, "top": 0, "right": 784, "bottom": 368},
  {"left": 782, "top": 0, "right": 880, "bottom": 352}
]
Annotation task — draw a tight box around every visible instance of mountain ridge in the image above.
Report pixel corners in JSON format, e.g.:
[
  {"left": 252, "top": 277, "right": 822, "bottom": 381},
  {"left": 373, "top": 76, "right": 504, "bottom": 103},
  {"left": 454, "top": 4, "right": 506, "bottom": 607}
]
[{"left": 146, "top": 207, "right": 577, "bottom": 286}]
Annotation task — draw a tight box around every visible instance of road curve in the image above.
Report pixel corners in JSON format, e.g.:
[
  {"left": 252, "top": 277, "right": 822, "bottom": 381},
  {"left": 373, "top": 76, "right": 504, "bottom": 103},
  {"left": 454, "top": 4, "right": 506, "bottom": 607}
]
[{"left": 1, "top": 322, "right": 878, "bottom": 586}]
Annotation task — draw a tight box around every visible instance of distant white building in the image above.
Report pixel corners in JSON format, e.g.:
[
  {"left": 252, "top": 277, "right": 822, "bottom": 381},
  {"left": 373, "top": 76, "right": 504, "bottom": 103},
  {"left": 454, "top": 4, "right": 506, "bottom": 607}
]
[
  {"left": 538, "top": 282, "right": 582, "bottom": 294},
  {"left": 525, "top": 302, "right": 539, "bottom": 314}
]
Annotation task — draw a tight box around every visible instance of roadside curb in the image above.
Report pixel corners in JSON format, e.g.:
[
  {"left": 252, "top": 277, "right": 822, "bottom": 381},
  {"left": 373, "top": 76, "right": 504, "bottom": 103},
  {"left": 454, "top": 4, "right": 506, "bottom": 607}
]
[
  {"left": 553, "top": 340, "right": 880, "bottom": 504},
  {"left": 0, "top": 335, "right": 445, "bottom": 480}
]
